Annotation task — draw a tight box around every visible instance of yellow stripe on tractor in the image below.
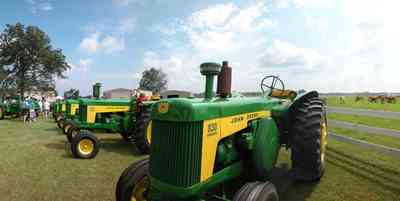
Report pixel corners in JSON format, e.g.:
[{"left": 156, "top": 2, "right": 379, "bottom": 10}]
[
  {"left": 86, "top": 105, "right": 130, "bottom": 123},
  {"left": 71, "top": 104, "right": 79, "bottom": 115},
  {"left": 200, "top": 110, "right": 271, "bottom": 181}
]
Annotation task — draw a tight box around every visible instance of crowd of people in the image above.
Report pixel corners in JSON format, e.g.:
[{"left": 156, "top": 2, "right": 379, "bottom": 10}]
[{"left": 21, "top": 97, "right": 51, "bottom": 123}]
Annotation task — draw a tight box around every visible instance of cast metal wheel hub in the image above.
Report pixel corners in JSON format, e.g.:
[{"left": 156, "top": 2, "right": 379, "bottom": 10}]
[
  {"left": 131, "top": 177, "right": 148, "bottom": 201},
  {"left": 78, "top": 139, "right": 94, "bottom": 155}
]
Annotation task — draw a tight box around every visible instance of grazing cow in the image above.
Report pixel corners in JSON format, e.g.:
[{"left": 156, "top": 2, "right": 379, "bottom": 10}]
[
  {"left": 368, "top": 96, "right": 379, "bottom": 103},
  {"left": 339, "top": 96, "right": 345, "bottom": 104},
  {"left": 355, "top": 96, "right": 364, "bottom": 102}
]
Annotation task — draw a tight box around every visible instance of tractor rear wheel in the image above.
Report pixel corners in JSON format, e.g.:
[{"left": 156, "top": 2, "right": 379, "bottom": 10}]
[
  {"left": 133, "top": 112, "right": 151, "bottom": 154},
  {"left": 0, "top": 107, "right": 4, "bottom": 120},
  {"left": 71, "top": 130, "right": 100, "bottom": 159},
  {"left": 233, "top": 181, "right": 279, "bottom": 201},
  {"left": 116, "top": 158, "right": 149, "bottom": 201},
  {"left": 67, "top": 126, "right": 80, "bottom": 143},
  {"left": 290, "top": 97, "right": 327, "bottom": 181}
]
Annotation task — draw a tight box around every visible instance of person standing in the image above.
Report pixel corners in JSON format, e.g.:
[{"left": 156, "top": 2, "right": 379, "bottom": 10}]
[{"left": 43, "top": 98, "right": 50, "bottom": 120}]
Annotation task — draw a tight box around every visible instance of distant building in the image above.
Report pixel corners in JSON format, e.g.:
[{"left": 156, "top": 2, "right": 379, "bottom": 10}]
[
  {"left": 103, "top": 88, "right": 134, "bottom": 99},
  {"left": 160, "top": 90, "right": 192, "bottom": 99}
]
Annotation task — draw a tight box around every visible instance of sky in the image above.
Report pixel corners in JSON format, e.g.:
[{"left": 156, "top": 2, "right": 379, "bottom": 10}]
[{"left": 0, "top": 0, "right": 391, "bottom": 95}]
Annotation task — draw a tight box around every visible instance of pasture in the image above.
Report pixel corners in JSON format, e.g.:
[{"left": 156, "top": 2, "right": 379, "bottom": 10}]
[
  {"left": 0, "top": 119, "right": 399, "bottom": 201},
  {"left": 325, "top": 96, "right": 400, "bottom": 112}
]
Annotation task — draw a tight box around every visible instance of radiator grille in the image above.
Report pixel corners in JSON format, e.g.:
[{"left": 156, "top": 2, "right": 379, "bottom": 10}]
[{"left": 150, "top": 120, "right": 203, "bottom": 187}]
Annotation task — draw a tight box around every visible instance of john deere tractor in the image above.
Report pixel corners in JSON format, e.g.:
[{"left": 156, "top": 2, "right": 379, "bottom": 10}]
[
  {"left": 58, "top": 99, "right": 79, "bottom": 133},
  {"left": 64, "top": 83, "right": 154, "bottom": 159},
  {"left": 53, "top": 100, "right": 66, "bottom": 122},
  {"left": 0, "top": 96, "right": 22, "bottom": 119},
  {"left": 116, "top": 61, "right": 328, "bottom": 201}
]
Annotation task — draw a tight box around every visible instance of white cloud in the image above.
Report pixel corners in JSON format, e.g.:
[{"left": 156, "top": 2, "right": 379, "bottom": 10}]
[
  {"left": 79, "top": 33, "right": 100, "bottom": 54},
  {"left": 26, "top": 0, "right": 53, "bottom": 14},
  {"left": 79, "top": 33, "right": 125, "bottom": 54},
  {"left": 118, "top": 18, "right": 136, "bottom": 33},
  {"left": 260, "top": 40, "right": 324, "bottom": 70},
  {"left": 101, "top": 36, "right": 125, "bottom": 54},
  {"left": 67, "top": 58, "right": 93, "bottom": 74},
  {"left": 305, "top": 15, "right": 328, "bottom": 33},
  {"left": 271, "top": 0, "right": 335, "bottom": 9}
]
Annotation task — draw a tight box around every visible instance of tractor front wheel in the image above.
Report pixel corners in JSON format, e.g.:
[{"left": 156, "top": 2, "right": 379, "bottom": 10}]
[
  {"left": 63, "top": 121, "right": 75, "bottom": 135},
  {"left": 290, "top": 97, "right": 327, "bottom": 181},
  {"left": 67, "top": 126, "right": 80, "bottom": 143},
  {"left": 116, "top": 158, "right": 149, "bottom": 201},
  {"left": 57, "top": 118, "right": 65, "bottom": 129},
  {"left": 133, "top": 113, "right": 151, "bottom": 154},
  {"left": 71, "top": 130, "right": 100, "bottom": 159},
  {"left": 233, "top": 181, "right": 279, "bottom": 201}
]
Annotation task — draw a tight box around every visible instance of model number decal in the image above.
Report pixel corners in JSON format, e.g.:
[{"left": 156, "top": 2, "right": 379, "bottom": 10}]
[{"left": 207, "top": 123, "right": 218, "bottom": 136}]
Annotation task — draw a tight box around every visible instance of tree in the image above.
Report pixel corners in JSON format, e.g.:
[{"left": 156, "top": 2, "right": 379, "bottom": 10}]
[
  {"left": 139, "top": 68, "right": 167, "bottom": 93},
  {"left": 64, "top": 88, "right": 79, "bottom": 99},
  {"left": 0, "top": 23, "right": 70, "bottom": 98}
]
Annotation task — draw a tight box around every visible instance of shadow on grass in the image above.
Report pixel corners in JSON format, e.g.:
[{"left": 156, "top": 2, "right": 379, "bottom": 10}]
[
  {"left": 100, "top": 138, "right": 142, "bottom": 156},
  {"left": 327, "top": 147, "right": 400, "bottom": 194},
  {"left": 271, "top": 163, "right": 318, "bottom": 201}
]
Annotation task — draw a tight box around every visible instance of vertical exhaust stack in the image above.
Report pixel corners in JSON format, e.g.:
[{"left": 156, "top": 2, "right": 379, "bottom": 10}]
[
  {"left": 200, "top": 62, "right": 222, "bottom": 99},
  {"left": 217, "top": 61, "right": 232, "bottom": 98},
  {"left": 93, "top": 82, "right": 102, "bottom": 99}
]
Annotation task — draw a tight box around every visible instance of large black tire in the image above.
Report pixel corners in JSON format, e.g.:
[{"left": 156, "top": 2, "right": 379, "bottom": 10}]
[
  {"left": 290, "top": 97, "right": 327, "bottom": 181},
  {"left": 71, "top": 130, "right": 100, "bottom": 159},
  {"left": 233, "top": 181, "right": 279, "bottom": 201},
  {"left": 63, "top": 120, "right": 76, "bottom": 135},
  {"left": 116, "top": 158, "right": 150, "bottom": 201},
  {"left": 57, "top": 118, "right": 65, "bottom": 129},
  {"left": 0, "top": 106, "right": 4, "bottom": 120},
  {"left": 67, "top": 126, "right": 80, "bottom": 143},
  {"left": 56, "top": 114, "right": 63, "bottom": 122},
  {"left": 133, "top": 112, "right": 151, "bottom": 154}
]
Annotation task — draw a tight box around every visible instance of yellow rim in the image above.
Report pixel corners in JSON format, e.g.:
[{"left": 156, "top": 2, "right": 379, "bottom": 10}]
[
  {"left": 131, "top": 177, "right": 149, "bottom": 201},
  {"left": 320, "top": 115, "right": 328, "bottom": 163},
  {"left": 78, "top": 139, "right": 94, "bottom": 155},
  {"left": 146, "top": 121, "right": 152, "bottom": 144}
]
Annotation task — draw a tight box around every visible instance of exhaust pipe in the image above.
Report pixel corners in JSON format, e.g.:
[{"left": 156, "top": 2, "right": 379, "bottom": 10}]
[{"left": 217, "top": 61, "right": 232, "bottom": 98}]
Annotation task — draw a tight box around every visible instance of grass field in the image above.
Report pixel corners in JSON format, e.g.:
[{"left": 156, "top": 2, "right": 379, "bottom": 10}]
[
  {"left": 329, "top": 127, "right": 400, "bottom": 149},
  {"left": 328, "top": 112, "right": 400, "bottom": 131},
  {"left": 0, "top": 119, "right": 399, "bottom": 201},
  {"left": 325, "top": 96, "right": 400, "bottom": 112}
]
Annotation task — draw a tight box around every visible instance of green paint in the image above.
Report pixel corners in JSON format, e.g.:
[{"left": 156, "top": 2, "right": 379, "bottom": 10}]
[{"left": 149, "top": 162, "right": 242, "bottom": 200}]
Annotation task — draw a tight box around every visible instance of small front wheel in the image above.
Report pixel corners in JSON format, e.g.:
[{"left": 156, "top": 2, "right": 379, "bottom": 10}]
[
  {"left": 116, "top": 158, "right": 150, "bottom": 201},
  {"left": 233, "top": 181, "right": 279, "bottom": 201},
  {"left": 71, "top": 131, "right": 100, "bottom": 159}
]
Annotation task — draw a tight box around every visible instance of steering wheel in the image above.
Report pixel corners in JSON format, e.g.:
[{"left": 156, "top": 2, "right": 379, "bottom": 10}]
[{"left": 260, "top": 75, "right": 285, "bottom": 96}]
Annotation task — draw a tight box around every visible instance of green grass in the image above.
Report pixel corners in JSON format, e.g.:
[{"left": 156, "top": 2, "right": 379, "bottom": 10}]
[
  {"left": 1, "top": 119, "right": 400, "bottom": 201},
  {"left": 329, "top": 127, "right": 400, "bottom": 149},
  {"left": 325, "top": 96, "right": 400, "bottom": 112},
  {"left": 276, "top": 139, "right": 400, "bottom": 201},
  {"left": 328, "top": 112, "right": 400, "bottom": 131}
]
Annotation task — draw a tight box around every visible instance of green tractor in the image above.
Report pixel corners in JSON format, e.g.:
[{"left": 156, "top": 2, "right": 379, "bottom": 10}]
[
  {"left": 116, "top": 61, "right": 328, "bottom": 201},
  {"left": 58, "top": 99, "right": 79, "bottom": 132},
  {"left": 64, "top": 83, "right": 155, "bottom": 159},
  {"left": 53, "top": 100, "right": 66, "bottom": 122},
  {"left": 0, "top": 96, "right": 23, "bottom": 119}
]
